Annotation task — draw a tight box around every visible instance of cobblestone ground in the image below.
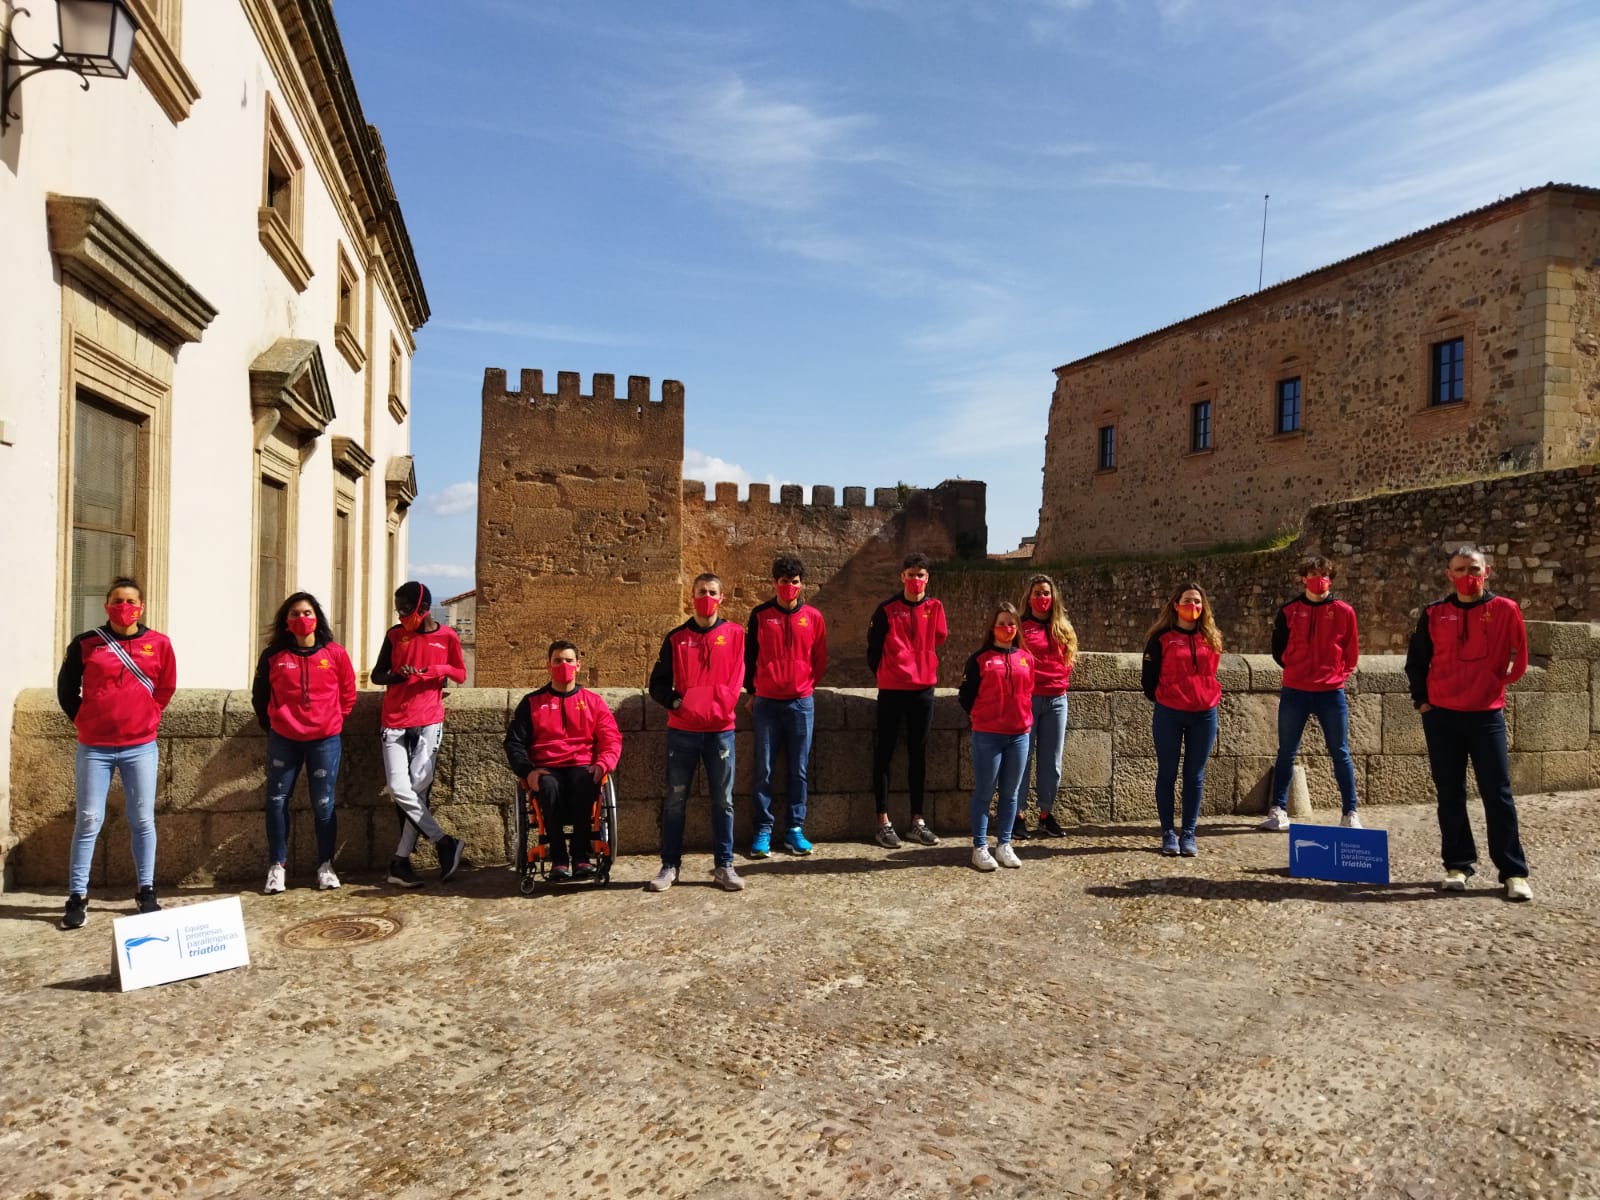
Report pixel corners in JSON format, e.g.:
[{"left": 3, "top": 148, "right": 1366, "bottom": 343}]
[{"left": 3, "top": 794, "right": 1599, "bottom": 1200}]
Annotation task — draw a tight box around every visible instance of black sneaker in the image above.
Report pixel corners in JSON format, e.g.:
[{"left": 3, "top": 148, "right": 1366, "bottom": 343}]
[
  {"left": 135, "top": 886, "right": 161, "bottom": 914},
  {"left": 437, "top": 835, "right": 466, "bottom": 882},
  {"left": 1039, "top": 813, "right": 1066, "bottom": 838},
  {"left": 1011, "top": 816, "right": 1030, "bottom": 841},
  {"left": 60, "top": 894, "right": 88, "bottom": 930},
  {"left": 386, "top": 857, "right": 425, "bottom": 888}
]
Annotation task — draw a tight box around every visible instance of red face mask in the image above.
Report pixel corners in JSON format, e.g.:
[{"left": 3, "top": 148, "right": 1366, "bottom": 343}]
[
  {"left": 992, "top": 624, "right": 1017, "bottom": 644},
  {"left": 1030, "top": 595, "right": 1052, "bottom": 615},
  {"left": 105, "top": 601, "right": 142, "bottom": 627},
  {"left": 400, "top": 610, "right": 427, "bottom": 632},
  {"left": 904, "top": 577, "right": 927, "bottom": 598},
  {"left": 549, "top": 661, "right": 578, "bottom": 685},
  {"left": 693, "top": 595, "right": 720, "bottom": 619},
  {"left": 1304, "top": 576, "right": 1331, "bottom": 595},
  {"left": 1177, "top": 603, "right": 1203, "bottom": 622},
  {"left": 287, "top": 615, "right": 317, "bottom": 637},
  {"left": 775, "top": 581, "right": 802, "bottom": 605},
  {"left": 1453, "top": 575, "right": 1485, "bottom": 598}
]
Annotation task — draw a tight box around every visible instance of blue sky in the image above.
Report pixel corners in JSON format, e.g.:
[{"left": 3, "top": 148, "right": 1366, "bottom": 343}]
[{"left": 335, "top": 0, "right": 1600, "bottom": 598}]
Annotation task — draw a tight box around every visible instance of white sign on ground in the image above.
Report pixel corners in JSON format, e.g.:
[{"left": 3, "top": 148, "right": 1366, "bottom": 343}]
[{"left": 112, "top": 896, "right": 251, "bottom": 992}]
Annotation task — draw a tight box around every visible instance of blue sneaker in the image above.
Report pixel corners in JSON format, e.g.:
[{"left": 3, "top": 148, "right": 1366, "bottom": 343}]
[
  {"left": 750, "top": 829, "right": 772, "bottom": 859},
  {"left": 1179, "top": 831, "right": 1199, "bottom": 857},
  {"left": 784, "top": 827, "right": 813, "bottom": 856},
  {"left": 1161, "top": 830, "right": 1180, "bottom": 856}
]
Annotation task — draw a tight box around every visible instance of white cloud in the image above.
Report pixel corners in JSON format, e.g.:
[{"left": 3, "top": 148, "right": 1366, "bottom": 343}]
[
  {"left": 433, "top": 317, "right": 644, "bottom": 347},
  {"left": 682, "top": 448, "right": 786, "bottom": 497},
  {"left": 424, "top": 482, "right": 478, "bottom": 517},
  {"left": 409, "top": 562, "right": 474, "bottom": 582}
]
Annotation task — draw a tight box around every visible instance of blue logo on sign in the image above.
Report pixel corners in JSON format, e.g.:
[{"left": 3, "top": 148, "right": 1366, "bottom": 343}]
[
  {"left": 1288, "top": 823, "right": 1390, "bottom": 884},
  {"left": 123, "top": 934, "right": 171, "bottom": 969}
]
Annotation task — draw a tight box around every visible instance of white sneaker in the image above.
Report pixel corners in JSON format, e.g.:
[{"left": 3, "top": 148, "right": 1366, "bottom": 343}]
[
  {"left": 1505, "top": 876, "right": 1533, "bottom": 902},
  {"left": 1340, "top": 811, "right": 1363, "bottom": 829},
  {"left": 1441, "top": 868, "right": 1469, "bottom": 891},
  {"left": 994, "top": 842, "right": 1022, "bottom": 869},
  {"left": 264, "top": 863, "right": 286, "bottom": 894},
  {"left": 971, "top": 845, "right": 998, "bottom": 872},
  {"left": 315, "top": 861, "right": 341, "bottom": 890},
  {"left": 645, "top": 864, "right": 679, "bottom": 893},
  {"left": 712, "top": 864, "right": 746, "bottom": 892},
  {"left": 1257, "top": 808, "right": 1291, "bottom": 832}
]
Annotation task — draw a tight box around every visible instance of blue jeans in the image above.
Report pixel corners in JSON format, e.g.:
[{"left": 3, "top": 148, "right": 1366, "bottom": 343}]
[
  {"left": 1027, "top": 694, "right": 1069, "bottom": 814},
  {"left": 661, "top": 729, "right": 736, "bottom": 868},
  {"left": 265, "top": 731, "right": 342, "bottom": 865},
  {"left": 970, "top": 731, "right": 1029, "bottom": 847},
  {"left": 70, "top": 739, "right": 159, "bottom": 894},
  {"left": 1422, "top": 707, "right": 1528, "bottom": 881},
  {"left": 1270, "top": 687, "right": 1359, "bottom": 813},
  {"left": 751, "top": 695, "right": 813, "bottom": 833},
  {"left": 1151, "top": 703, "right": 1218, "bottom": 835}
]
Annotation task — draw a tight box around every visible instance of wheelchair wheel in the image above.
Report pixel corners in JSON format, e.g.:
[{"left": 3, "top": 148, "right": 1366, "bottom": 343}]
[
  {"left": 515, "top": 785, "right": 533, "bottom": 894},
  {"left": 596, "top": 774, "right": 618, "bottom": 885}
]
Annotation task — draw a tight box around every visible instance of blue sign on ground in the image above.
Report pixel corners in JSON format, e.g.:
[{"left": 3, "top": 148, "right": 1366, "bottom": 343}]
[{"left": 1287, "top": 823, "right": 1390, "bottom": 884}]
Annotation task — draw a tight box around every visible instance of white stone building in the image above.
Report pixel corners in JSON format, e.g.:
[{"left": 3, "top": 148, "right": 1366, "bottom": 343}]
[{"left": 0, "top": 0, "right": 429, "bottom": 875}]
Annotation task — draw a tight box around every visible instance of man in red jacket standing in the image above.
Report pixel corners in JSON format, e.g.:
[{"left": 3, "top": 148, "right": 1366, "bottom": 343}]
[
  {"left": 1405, "top": 546, "right": 1532, "bottom": 901},
  {"left": 647, "top": 573, "right": 746, "bottom": 892},
  {"left": 1258, "top": 555, "right": 1362, "bottom": 831},
  {"left": 503, "top": 640, "right": 622, "bottom": 881}
]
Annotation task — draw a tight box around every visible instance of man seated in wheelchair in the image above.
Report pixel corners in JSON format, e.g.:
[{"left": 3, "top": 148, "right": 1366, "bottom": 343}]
[{"left": 503, "top": 640, "right": 623, "bottom": 881}]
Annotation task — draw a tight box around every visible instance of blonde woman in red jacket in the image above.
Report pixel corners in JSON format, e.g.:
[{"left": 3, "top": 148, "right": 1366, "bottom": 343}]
[
  {"left": 958, "top": 603, "right": 1035, "bottom": 872},
  {"left": 54, "top": 577, "right": 177, "bottom": 929}
]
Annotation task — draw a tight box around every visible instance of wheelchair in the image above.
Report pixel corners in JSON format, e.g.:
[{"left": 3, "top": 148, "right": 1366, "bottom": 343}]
[{"left": 515, "top": 772, "right": 618, "bottom": 895}]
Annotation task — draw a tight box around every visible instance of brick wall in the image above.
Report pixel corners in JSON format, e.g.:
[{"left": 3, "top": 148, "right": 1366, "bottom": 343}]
[{"left": 7, "top": 622, "right": 1596, "bottom": 888}]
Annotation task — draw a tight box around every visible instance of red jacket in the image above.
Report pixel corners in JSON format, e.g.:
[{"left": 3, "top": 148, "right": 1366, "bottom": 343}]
[
  {"left": 56, "top": 625, "right": 178, "bottom": 747},
  {"left": 251, "top": 641, "right": 357, "bottom": 740},
  {"left": 867, "top": 595, "right": 948, "bottom": 690},
  {"left": 1272, "top": 596, "right": 1359, "bottom": 691},
  {"left": 1141, "top": 628, "right": 1222, "bottom": 712},
  {"left": 744, "top": 600, "right": 828, "bottom": 699},
  {"left": 371, "top": 623, "right": 466, "bottom": 729},
  {"left": 1019, "top": 614, "right": 1074, "bottom": 696},
  {"left": 648, "top": 618, "right": 746, "bottom": 732},
  {"left": 958, "top": 646, "right": 1036, "bottom": 735},
  {"left": 1405, "top": 594, "right": 1527, "bottom": 712},
  {"left": 503, "top": 685, "right": 622, "bottom": 776}
]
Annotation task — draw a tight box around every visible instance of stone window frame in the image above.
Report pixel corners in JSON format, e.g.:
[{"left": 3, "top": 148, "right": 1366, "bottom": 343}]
[
  {"left": 1418, "top": 315, "right": 1474, "bottom": 413},
  {"left": 1270, "top": 354, "right": 1309, "bottom": 441},
  {"left": 253, "top": 435, "right": 301, "bottom": 652},
  {"left": 127, "top": 0, "right": 199, "bottom": 123},
  {"left": 258, "top": 96, "right": 312, "bottom": 293},
  {"left": 1183, "top": 384, "right": 1216, "bottom": 457},
  {"left": 387, "top": 335, "right": 406, "bottom": 423},
  {"left": 333, "top": 244, "right": 366, "bottom": 371},
  {"left": 1095, "top": 422, "right": 1117, "bottom": 473}
]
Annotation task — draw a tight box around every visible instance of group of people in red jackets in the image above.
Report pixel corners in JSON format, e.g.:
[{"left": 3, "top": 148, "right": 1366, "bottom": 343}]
[{"left": 52, "top": 542, "right": 1533, "bottom": 928}]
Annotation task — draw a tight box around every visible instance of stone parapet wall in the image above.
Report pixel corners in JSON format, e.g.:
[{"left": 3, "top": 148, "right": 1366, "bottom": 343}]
[{"left": 8, "top": 622, "right": 1597, "bottom": 888}]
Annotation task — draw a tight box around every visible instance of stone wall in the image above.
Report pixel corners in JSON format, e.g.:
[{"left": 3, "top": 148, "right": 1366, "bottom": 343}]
[
  {"left": 474, "top": 367, "right": 987, "bottom": 691},
  {"left": 8, "top": 621, "right": 1596, "bottom": 888},
  {"left": 1037, "top": 185, "right": 1600, "bottom": 559}
]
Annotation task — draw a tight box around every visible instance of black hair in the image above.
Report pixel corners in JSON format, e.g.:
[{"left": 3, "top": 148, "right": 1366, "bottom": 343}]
[
  {"left": 395, "top": 580, "right": 432, "bottom": 615},
  {"left": 267, "top": 591, "right": 332, "bottom": 650},
  {"left": 771, "top": 555, "right": 805, "bottom": 581},
  {"left": 902, "top": 552, "right": 930, "bottom": 571},
  {"left": 547, "top": 639, "right": 580, "bottom": 659},
  {"left": 105, "top": 577, "right": 143, "bottom": 601}
]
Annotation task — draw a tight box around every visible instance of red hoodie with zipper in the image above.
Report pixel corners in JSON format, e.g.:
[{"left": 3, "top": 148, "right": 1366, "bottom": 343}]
[
  {"left": 252, "top": 640, "right": 358, "bottom": 740},
  {"left": 1404, "top": 593, "right": 1527, "bottom": 712},
  {"left": 867, "top": 595, "right": 948, "bottom": 690},
  {"left": 56, "top": 624, "right": 178, "bottom": 746},
  {"left": 1141, "top": 628, "right": 1222, "bottom": 711},
  {"left": 1272, "top": 596, "right": 1359, "bottom": 691},
  {"left": 648, "top": 617, "right": 746, "bottom": 732},
  {"left": 1019, "top": 614, "right": 1074, "bottom": 696},
  {"left": 503, "top": 685, "right": 622, "bottom": 775},
  {"left": 744, "top": 600, "right": 828, "bottom": 699},
  {"left": 958, "top": 645, "right": 1036, "bottom": 734}
]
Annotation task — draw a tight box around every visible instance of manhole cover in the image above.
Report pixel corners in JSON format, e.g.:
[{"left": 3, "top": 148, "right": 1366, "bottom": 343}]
[{"left": 280, "top": 914, "right": 402, "bottom": 950}]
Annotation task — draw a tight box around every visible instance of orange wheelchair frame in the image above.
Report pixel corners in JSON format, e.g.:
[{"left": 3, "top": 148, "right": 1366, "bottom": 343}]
[{"left": 514, "top": 772, "right": 618, "bottom": 895}]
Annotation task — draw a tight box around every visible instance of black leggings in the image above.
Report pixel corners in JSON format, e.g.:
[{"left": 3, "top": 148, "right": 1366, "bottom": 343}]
[
  {"left": 535, "top": 766, "right": 600, "bottom": 864},
  {"left": 872, "top": 687, "right": 935, "bottom": 817}
]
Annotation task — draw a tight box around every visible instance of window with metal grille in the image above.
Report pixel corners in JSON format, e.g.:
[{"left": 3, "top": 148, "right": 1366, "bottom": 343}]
[
  {"left": 1096, "top": 424, "right": 1116, "bottom": 470},
  {"left": 1275, "top": 377, "right": 1302, "bottom": 434},
  {"left": 1190, "top": 399, "right": 1212, "bottom": 452},
  {"left": 257, "top": 478, "right": 288, "bottom": 644},
  {"left": 1430, "top": 338, "right": 1465, "bottom": 406},
  {"left": 71, "top": 395, "right": 142, "bottom": 634}
]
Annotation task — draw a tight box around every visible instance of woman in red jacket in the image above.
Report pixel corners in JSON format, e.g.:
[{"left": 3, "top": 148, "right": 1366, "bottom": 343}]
[
  {"left": 1016, "top": 573, "right": 1078, "bottom": 840},
  {"left": 55, "top": 577, "right": 178, "bottom": 929},
  {"left": 251, "top": 592, "right": 357, "bottom": 894},
  {"left": 1141, "top": 582, "right": 1223, "bottom": 858},
  {"left": 958, "top": 603, "right": 1035, "bottom": 872}
]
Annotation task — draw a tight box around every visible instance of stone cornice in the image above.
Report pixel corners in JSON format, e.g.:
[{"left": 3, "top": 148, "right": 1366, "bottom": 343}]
[
  {"left": 331, "top": 435, "right": 374, "bottom": 479},
  {"left": 128, "top": 1, "right": 201, "bottom": 123},
  {"left": 385, "top": 454, "right": 416, "bottom": 508},
  {"left": 249, "top": 338, "right": 335, "bottom": 436},
  {"left": 46, "top": 194, "right": 218, "bottom": 346}
]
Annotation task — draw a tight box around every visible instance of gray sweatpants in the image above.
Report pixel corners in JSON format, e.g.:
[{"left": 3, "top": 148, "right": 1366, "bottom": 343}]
[{"left": 381, "top": 723, "right": 445, "bottom": 857}]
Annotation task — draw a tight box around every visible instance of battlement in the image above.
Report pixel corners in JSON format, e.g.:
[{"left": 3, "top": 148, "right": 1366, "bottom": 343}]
[
  {"left": 482, "top": 368, "right": 685, "bottom": 409},
  {"left": 680, "top": 480, "right": 936, "bottom": 513}
]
